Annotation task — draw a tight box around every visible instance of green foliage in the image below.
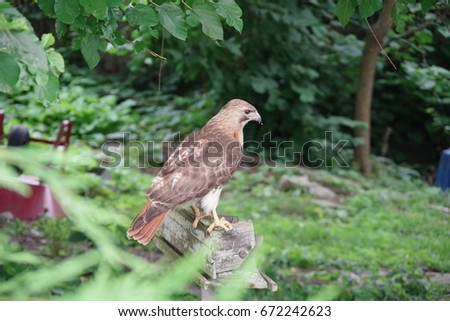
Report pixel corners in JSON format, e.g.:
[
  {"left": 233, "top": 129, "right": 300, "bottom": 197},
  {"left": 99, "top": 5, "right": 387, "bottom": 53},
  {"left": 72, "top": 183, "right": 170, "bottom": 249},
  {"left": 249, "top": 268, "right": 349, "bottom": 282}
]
[
  {"left": 54, "top": 0, "right": 82, "bottom": 24},
  {"left": 334, "top": 0, "right": 445, "bottom": 33},
  {"left": 369, "top": 60, "right": 450, "bottom": 164},
  {"left": 32, "top": 0, "right": 443, "bottom": 169},
  {"left": 1, "top": 141, "right": 450, "bottom": 300},
  {"left": 0, "top": 73, "right": 138, "bottom": 146},
  {"left": 215, "top": 0, "right": 243, "bottom": 33},
  {"left": 0, "top": 146, "right": 450, "bottom": 300},
  {"left": 36, "top": 0, "right": 243, "bottom": 66},
  {"left": 0, "top": 148, "right": 204, "bottom": 299},
  {"left": 125, "top": 4, "right": 158, "bottom": 28},
  {"left": 358, "top": 0, "right": 383, "bottom": 19},
  {"left": 0, "top": 52, "right": 20, "bottom": 91},
  {"left": 422, "top": 0, "right": 438, "bottom": 11},
  {"left": 124, "top": 1, "right": 365, "bottom": 166},
  {"left": 191, "top": 3, "right": 223, "bottom": 40},
  {"left": 0, "top": 0, "right": 243, "bottom": 103},
  {"left": 330, "top": 0, "right": 450, "bottom": 166},
  {"left": 157, "top": 3, "right": 188, "bottom": 40},
  {"left": 0, "top": 3, "right": 63, "bottom": 101},
  {"left": 335, "top": 0, "right": 357, "bottom": 26},
  {"left": 0, "top": 0, "right": 449, "bottom": 302},
  {"left": 405, "top": 62, "right": 450, "bottom": 146}
]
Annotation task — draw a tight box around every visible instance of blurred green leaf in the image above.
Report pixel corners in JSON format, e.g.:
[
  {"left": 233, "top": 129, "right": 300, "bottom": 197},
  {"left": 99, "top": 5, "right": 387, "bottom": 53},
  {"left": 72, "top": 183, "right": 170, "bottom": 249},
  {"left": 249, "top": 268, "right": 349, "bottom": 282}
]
[
  {"left": 107, "top": 0, "right": 122, "bottom": 6},
  {"left": 215, "top": 0, "right": 243, "bottom": 33},
  {"left": 125, "top": 4, "right": 158, "bottom": 27},
  {"left": 336, "top": 0, "right": 357, "bottom": 27},
  {"left": 0, "top": 52, "right": 20, "bottom": 92},
  {"left": 36, "top": 72, "right": 59, "bottom": 101},
  {"left": 37, "top": 0, "right": 56, "bottom": 16},
  {"left": 358, "top": 0, "right": 382, "bottom": 19},
  {"left": 134, "top": 40, "right": 145, "bottom": 53},
  {"left": 0, "top": 250, "right": 101, "bottom": 298},
  {"left": 0, "top": 162, "right": 30, "bottom": 196},
  {"left": 54, "top": 0, "right": 81, "bottom": 24},
  {"left": 192, "top": 3, "right": 223, "bottom": 40},
  {"left": 40, "top": 33, "right": 55, "bottom": 48},
  {"left": 47, "top": 50, "right": 65, "bottom": 74},
  {"left": 391, "top": 1, "right": 407, "bottom": 33},
  {"left": 157, "top": 3, "right": 187, "bottom": 40},
  {"left": 80, "top": 0, "right": 108, "bottom": 20},
  {"left": 55, "top": 20, "right": 67, "bottom": 38},
  {"left": 421, "top": 0, "right": 437, "bottom": 12},
  {"left": 80, "top": 34, "right": 105, "bottom": 69}
]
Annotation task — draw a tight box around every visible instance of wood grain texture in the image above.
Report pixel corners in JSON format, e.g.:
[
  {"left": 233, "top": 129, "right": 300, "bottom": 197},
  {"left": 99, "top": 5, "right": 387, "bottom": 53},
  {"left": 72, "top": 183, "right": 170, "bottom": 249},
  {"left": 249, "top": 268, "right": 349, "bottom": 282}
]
[
  {"left": 154, "top": 209, "right": 277, "bottom": 291},
  {"left": 158, "top": 209, "right": 255, "bottom": 278}
]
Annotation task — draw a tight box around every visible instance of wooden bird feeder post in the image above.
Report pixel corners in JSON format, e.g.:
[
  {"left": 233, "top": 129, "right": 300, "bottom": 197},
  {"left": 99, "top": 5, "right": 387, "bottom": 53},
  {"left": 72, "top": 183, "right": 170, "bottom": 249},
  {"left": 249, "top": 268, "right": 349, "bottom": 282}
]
[{"left": 154, "top": 209, "right": 277, "bottom": 300}]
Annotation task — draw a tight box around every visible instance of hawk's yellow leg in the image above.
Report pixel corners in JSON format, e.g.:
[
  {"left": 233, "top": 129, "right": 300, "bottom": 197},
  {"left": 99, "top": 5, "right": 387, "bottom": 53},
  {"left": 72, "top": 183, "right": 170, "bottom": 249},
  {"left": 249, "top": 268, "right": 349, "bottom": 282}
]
[{"left": 191, "top": 205, "right": 206, "bottom": 229}]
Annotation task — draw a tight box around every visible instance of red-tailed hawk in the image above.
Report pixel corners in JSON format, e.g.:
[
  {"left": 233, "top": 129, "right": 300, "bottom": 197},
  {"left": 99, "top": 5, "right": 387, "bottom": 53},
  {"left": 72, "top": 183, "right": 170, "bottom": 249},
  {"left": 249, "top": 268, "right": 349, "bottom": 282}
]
[{"left": 127, "top": 99, "right": 262, "bottom": 245}]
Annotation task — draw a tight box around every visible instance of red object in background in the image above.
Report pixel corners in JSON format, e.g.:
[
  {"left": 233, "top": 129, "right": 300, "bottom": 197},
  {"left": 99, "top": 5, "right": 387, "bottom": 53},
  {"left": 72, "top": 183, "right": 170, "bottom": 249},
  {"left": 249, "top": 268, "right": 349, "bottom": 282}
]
[
  {"left": 29, "top": 119, "right": 72, "bottom": 150},
  {"left": 0, "top": 175, "right": 65, "bottom": 220},
  {"left": 0, "top": 111, "right": 72, "bottom": 220}
]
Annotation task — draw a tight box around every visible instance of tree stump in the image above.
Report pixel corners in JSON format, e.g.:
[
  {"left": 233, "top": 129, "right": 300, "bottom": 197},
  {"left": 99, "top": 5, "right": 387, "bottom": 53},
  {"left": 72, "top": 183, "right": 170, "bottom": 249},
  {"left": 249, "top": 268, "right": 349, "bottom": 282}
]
[{"left": 153, "top": 209, "right": 277, "bottom": 300}]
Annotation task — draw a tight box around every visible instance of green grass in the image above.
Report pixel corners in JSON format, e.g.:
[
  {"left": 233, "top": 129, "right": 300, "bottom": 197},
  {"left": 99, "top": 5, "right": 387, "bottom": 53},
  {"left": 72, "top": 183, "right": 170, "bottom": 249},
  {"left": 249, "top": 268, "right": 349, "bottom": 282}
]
[
  {"left": 220, "top": 167, "right": 450, "bottom": 300},
  {"left": 1, "top": 148, "right": 449, "bottom": 300}
]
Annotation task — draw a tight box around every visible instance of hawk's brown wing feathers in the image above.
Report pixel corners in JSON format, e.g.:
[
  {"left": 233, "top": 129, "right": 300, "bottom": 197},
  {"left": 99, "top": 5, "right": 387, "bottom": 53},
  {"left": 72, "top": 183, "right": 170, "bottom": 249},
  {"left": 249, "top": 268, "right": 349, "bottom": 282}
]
[{"left": 127, "top": 131, "right": 242, "bottom": 244}]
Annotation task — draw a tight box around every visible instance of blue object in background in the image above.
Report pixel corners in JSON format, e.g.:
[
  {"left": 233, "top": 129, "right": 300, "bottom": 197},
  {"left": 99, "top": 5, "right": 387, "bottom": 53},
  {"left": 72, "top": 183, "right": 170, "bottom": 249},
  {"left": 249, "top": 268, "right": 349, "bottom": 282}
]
[{"left": 435, "top": 149, "right": 450, "bottom": 191}]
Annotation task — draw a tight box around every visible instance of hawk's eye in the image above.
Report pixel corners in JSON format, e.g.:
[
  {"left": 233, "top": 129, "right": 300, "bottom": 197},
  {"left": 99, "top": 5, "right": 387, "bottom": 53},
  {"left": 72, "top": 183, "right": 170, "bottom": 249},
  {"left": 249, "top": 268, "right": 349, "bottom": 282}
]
[{"left": 244, "top": 109, "right": 251, "bottom": 115}]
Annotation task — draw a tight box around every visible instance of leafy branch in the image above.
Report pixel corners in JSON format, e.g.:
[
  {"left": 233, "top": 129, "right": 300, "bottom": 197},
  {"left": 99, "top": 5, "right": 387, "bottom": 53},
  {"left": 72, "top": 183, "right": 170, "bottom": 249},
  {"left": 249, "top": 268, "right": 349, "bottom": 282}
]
[
  {"left": 335, "top": 0, "right": 448, "bottom": 33},
  {"left": 0, "top": 0, "right": 244, "bottom": 102}
]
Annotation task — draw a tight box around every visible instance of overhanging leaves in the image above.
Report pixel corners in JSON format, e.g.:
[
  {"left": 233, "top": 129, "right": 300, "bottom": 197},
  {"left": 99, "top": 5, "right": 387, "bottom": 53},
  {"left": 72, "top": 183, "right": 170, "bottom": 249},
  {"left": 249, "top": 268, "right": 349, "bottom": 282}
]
[
  {"left": 215, "top": 0, "right": 243, "bottom": 33},
  {"left": 157, "top": 3, "right": 187, "bottom": 40},
  {"left": 358, "top": 0, "right": 383, "bottom": 18},
  {"left": 81, "top": 34, "right": 106, "bottom": 69},
  {"left": 0, "top": 31, "right": 49, "bottom": 72},
  {"left": 421, "top": 0, "right": 437, "bottom": 12},
  {"left": 47, "top": 50, "right": 65, "bottom": 74},
  {"left": 54, "top": 0, "right": 81, "bottom": 24},
  {"left": 391, "top": 0, "right": 408, "bottom": 33},
  {"left": 37, "top": 0, "right": 55, "bottom": 16},
  {"left": 36, "top": 72, "right": 59, "bottom": 102},
  {"left": 192, "top": 3, "right": 223, "bottom": 40},
  {"left": 79, "top": 0, "right": 108, "bottom": 20},
  {"left": 0, "top": 52, "right": 20, "bottom": 92},
  {"left": 107, "top": 0, "right": 122, "bottom": 6},
  {"left": 336, "top": 0, "right": 357, "bottom": 27},
  {"left": 125, "top": 4, "right": 158, "bottom": 28}
]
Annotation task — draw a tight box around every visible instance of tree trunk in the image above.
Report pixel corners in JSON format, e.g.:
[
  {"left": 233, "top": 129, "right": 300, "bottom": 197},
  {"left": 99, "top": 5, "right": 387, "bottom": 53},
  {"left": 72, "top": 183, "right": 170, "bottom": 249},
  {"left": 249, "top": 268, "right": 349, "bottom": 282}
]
[{"left": 354, "top": 0, "right": 394, "bottom": 176}]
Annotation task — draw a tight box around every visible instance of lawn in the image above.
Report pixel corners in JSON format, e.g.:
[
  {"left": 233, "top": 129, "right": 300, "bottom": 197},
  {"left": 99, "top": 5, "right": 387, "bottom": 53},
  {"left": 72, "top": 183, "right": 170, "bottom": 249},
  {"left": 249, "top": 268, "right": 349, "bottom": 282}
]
[{"left": 1, "top": 150, "right": 449, "bottom": 300}]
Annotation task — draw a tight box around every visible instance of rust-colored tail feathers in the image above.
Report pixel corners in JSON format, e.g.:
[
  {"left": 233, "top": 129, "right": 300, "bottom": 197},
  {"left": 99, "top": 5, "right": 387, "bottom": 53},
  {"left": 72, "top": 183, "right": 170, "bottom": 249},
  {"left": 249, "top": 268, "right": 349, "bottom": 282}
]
[{"left": 126, "top": 199, "right": 169, "bottom": 245}]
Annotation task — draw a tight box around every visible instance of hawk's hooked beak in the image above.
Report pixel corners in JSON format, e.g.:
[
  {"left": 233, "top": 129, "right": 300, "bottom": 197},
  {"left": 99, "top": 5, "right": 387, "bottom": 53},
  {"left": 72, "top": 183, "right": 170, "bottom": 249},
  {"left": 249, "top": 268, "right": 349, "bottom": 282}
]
[{"left": 254, "top": 112, "right": 263, "bottom": 126}]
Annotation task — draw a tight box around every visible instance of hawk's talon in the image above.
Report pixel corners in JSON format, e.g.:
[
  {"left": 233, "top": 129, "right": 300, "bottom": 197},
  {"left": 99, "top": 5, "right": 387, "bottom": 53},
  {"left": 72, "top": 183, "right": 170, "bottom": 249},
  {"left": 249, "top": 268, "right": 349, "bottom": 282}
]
[{"left": 206, "top": 218, "right": 233, "bottom": 234}]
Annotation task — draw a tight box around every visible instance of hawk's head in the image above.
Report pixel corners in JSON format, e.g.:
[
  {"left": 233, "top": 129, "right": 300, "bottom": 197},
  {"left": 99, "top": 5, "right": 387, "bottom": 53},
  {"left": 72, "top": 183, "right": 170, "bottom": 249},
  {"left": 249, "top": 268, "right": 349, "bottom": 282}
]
[{"left": 222, "top": 99, "right": 263, "bottom": 127}]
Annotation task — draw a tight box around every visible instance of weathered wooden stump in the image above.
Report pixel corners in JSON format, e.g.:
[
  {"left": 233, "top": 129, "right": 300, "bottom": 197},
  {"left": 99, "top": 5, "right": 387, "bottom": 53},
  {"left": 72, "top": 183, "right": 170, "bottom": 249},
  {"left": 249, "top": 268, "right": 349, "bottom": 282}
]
[{"left": 154, "top": 209, "right": 277, "bottom": 299}]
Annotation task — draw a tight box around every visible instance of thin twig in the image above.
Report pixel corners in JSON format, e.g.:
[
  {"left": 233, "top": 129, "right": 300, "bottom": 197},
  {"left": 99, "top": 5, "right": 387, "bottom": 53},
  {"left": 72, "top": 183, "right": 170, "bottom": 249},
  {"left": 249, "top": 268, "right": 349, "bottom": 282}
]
[
  {"left": 181, "top": 0, "right": 193, "bottom": 10},
  {"left": 144, "top": 48, "right": 167, "bottom": 60},
  {"left": 365, "top": 18, "right": 397, "bottom": 70},
  {"left": 157, "top": 29, "right": 165, "bottom": 94},
  {"left": 394, "top": 21, "right": 435, "bottom": 39}
]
